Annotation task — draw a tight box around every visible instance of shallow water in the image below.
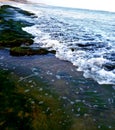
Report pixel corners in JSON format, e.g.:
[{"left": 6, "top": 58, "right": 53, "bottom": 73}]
[{"left": 0, "top": 49, "right": 115, "bottom": 129}]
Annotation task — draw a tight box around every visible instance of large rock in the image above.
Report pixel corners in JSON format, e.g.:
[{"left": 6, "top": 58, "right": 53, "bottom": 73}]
[
  {"left": 0, "top": 5, "right": 34, "bottom": 47},
  {"left": 10, "top": 47, "right": 56, "bottom": 56}
]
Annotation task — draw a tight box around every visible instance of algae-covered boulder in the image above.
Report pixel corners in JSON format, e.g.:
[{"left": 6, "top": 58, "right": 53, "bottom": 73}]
[
  {"left": 0, "top": 5, "right": 56, "bottom": 56},
  {"left": 10, "top": 47, "right": 49, "bottom": 56},
  {"left": 0, "top": 5, "right": 35, "bottom": 47},
  {"left": 10, "top": 47, "right": 56, "bottom": 56}
]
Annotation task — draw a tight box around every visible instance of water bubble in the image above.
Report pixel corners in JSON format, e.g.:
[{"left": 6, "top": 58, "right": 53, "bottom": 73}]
[
  {"left": 62, "top": 96, "right": 67, "bottom": 100},
  {"left": 82, "top": 100, "right": 85, "bottom": 103},
  {"left": 93, "top": 105, "right": 98, "bottom": 108},
  {"left": 29, "top": 80, "right": 33, "bottom": 83},
  {"left": 46, "top": 107, "right": 50, "bottom": 112},
  {"left": 71, "top": 109, "right": 74, "bottom": 112},
  {"left": 75, "top": 99, "right": 81, "bottom": 103},
  {"left": 70, "top": 101, "right": 75, "bottom": 105},
  {"left": 76, "top": 114, "right": 80, "bottom": 117},
  {"left": 45, "top": 93, "right": 48, "bottom": 96},
  {"left": 46, "top": 71, "right": 53, "bottom": 75},
  {"left": 51, "top": 79, "right": 55, "bottom": 82},
  {"left": 56, "top": 75, "right": 61, "bottom": 79},
  {"left": 108, "top": 126, "right": 112, "bottom": 129},
  {"left": 93, "top": 118, "right": 96, "bottom": 122},
  {"left": 39, "top": 101, "right": 44, "bottom": 104},
  {"left": 32, "top": 67, "right": 38, "bottom": 72},
  {"left": 13, "top": 67, "right": 16, "bottom": 70},
  {"left": 77, "top": 107, "right": 81, "bottom": 112},
  {"left": 30, "top": 85, "right": 34, "bottom": 88},
  {"left": 98, "top": 125, "right": 101, "bottom": 128},
  {"left": 34, "top": 72, "right": 38, "bottom": 75},
  {"left": 84, "top": 113, "right": 89, "bottom": 117},
  {"left": 39, "top": 88, "right": 43, "bottom": 91},
  {"left": 75, "top": 91, "right": 79, "bottom": 94},
  {"left": 24, "top": 89, "right": 30, "bottom": 93},
  {"left": 93, "top": 90, "right": 97, "bottom": 93},
  {"left": 66, "top": 82, "right": 69, "bottom": 85},
  {"left": 31, "top": 101, "right": 35, "bottom": 104}
]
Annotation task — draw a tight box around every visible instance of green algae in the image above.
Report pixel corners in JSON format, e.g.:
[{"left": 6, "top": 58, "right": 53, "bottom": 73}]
[
  {"left": 0, "top": 66, "right": 114, "bottom": 130},
  {"left": 0, "top": 5, "right": 56, "bottom": 55},
  {"left": 0, "top": 69, "right": 71, "bottom": 130},
  {"left": 84, "top": 91, "right": 107, "bottom": 108},
  {"left": 70, "top": 117, "right": 97, "bottom": 130},
  {"left": 0, "top": 5, "right": 34, "bottom": 47},
  {"left": 74, "top": 102, "right": 88, "bottom": 116},
  {"left": 10, "top": 47, "right": 56, "bottom": 56}
]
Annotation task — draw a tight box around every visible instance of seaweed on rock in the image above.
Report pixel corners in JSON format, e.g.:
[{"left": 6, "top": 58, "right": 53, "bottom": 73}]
[{"left": 0, "top": 5, "right": 34, "bottom": 47}]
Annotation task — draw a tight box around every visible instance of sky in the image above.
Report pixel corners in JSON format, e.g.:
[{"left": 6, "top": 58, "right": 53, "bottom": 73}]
[{"left": 28, "top": 0, "right": 115, "bottom": 12}]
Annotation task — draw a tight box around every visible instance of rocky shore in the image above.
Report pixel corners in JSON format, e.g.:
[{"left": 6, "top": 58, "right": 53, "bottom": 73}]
[
  {"left": 0, "top": 3, "right": 115, "bottom": 130},
  {"left": 0, "top": 5, "right": 56, "bottom": 56}
]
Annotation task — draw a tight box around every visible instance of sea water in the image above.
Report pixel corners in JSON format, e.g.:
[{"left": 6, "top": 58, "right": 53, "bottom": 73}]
[{"left": 1, "top": 1, "right": 115, "bottom": 84}]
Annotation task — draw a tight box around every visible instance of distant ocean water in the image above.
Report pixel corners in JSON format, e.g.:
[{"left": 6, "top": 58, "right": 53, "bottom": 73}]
[{"left": 1, "top": 1, "right": 115, "bottom": 84}]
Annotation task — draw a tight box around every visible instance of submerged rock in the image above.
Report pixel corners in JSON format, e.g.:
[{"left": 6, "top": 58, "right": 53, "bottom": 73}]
[
  {"left": 77, "top": 42, "right": 105, "bottom": 50},
  {"left": 103, "top": 62, "right": 115, "bottom": 71}
]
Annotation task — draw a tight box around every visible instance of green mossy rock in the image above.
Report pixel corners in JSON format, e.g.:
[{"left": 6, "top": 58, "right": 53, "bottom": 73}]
[
  {"left": 0, "top": 5, "right": 34, "bottom": 47},
  {"left": 10, "top": 47, "right": 49, "bottom": 56},
  {"left": 0, "top": 5, "right": 34, "bottom": 17},
  {"left": 10, "top": 47, "right": 56, "bottom": 56}
]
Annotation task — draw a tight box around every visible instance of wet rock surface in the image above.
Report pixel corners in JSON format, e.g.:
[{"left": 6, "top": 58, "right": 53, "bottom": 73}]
[
  {"left": 10, "top": 47, "right": 56, "bottom": 56},
  {"left": 0, "top": 5, "right": 34, "bottom": 47}
]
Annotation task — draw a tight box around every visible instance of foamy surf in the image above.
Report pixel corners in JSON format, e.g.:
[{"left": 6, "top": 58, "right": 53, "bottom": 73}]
[{"left": 1, "top": 1, "right": 115, "bottom": 84}]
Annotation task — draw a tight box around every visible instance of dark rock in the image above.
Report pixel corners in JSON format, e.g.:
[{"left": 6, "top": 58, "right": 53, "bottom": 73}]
[
  {"left": 77, "top": 42, "right": 105, "bottom": 50},
  {"left": 10, "top": 47, "right": 55, "bottom": 56},
  {"left": 49, "top": 50, "right": 56, "bottom": 54},
  {"left": 0, "top": 5, "right": 34, "bottom": 48},
  {"left": 77, "top": 42, "right": 95, "bottom": 47},
  {"left": 71, "top": 48, "right": 75, "bottom": 52},
  {"left": 0, "top": 5, "right": 35, "bottom": 18},
  {"left": 103, "top": 62, "right": 115, "bottom": 71}
]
